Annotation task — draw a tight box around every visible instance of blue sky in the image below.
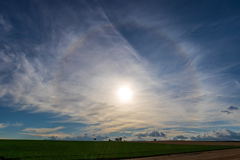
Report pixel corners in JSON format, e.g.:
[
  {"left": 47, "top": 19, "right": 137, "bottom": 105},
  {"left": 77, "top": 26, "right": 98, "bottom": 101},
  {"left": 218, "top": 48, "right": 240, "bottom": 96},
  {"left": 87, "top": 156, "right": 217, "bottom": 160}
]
[{"left": 1, "top": 0, "right": 240, "bottom": 141}]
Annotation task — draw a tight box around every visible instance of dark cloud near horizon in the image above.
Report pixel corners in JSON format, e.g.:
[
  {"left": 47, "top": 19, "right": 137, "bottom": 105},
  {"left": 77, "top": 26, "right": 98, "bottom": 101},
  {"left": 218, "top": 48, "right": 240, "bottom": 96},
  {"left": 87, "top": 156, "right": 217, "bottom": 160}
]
[
  {"left": 133, "top": 130, "right": 166, "bottom": 139},
  {"left": 173, "top": 135, "right": 188, "bottom": 140},
  {"left": 47, "top": 133, "right": 109, "bottom": 141},
  {"left": 221, "top": 106, "right": 239, "bottom": 114},
  {"left": 133, "top": 133, "right": 147, "bottom": 139},
  {"left": 148, "top": 131, "right": 166, "bottom": 137},
  {"left": 190, "top": 129, "right": 240, "bottom": 141},
  {"left": 121, "top": 136, "right": 127, "bottom": 139}
]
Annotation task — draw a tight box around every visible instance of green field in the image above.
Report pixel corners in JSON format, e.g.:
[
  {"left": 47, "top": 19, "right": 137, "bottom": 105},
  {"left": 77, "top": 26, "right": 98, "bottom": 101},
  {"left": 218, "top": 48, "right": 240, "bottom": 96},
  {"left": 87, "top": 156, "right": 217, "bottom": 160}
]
[{"left": 0, "top": 140, "right": 238, "bottom": 160}]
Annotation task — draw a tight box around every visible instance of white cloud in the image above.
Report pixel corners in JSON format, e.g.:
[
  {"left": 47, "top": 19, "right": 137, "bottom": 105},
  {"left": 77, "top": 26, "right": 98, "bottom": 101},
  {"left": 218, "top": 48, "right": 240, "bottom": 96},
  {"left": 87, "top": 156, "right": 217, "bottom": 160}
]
[
  {"left": 0, "top": 122, "right": 23, "bottom": 129},
  {"left": 23, "top": 126, "right": 65, "bottom": 134},
  {"left": 0, "top": 21, "right": 196, "bottom": 134},
  {"left": 21, "top": 126, "right": 68, "bottom": 138},
  {"left": 11, "top": 122, "right": 23, "bottom": 127},
  {"left": 0, "top": 123, "right": 8, "bottom": 129}
]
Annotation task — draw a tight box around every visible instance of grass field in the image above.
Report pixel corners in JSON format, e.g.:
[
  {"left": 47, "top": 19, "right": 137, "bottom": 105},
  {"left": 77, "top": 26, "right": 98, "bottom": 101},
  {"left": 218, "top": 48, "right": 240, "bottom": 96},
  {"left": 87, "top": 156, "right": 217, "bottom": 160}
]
[{"left": 0, "top": 140, "right": 239, "bottom": 160}]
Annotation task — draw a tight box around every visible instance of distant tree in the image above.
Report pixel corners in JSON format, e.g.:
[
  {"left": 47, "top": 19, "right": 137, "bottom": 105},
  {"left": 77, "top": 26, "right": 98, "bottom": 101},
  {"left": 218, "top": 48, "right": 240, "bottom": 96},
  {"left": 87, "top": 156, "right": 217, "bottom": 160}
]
[
  {"left": 94, "top": 138, "right": 96, "bottom": 140},
  {"left": 154, "top": 139, "right": 157, "bottom": 141},
  {"left": 115, "top": 138, "right": 119, "bottom": 141},
  {"left": 119, "top": 137, "right": 122, "bottom": 141},
  {"left": 108, "top": 139, "right": 111, "bottom": 141}
]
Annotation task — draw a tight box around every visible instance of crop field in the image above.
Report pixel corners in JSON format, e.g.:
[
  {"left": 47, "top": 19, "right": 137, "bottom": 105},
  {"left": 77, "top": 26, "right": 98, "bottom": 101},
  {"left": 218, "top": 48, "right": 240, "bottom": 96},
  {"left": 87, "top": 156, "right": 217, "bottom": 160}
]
[{"left": 0, "top": 140, "right": 239, "bottom": 160}]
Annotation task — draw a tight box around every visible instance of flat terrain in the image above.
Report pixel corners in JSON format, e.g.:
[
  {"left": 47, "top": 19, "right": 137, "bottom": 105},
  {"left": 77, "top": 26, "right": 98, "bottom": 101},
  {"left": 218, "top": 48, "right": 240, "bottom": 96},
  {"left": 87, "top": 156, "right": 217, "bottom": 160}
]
[
  {"left": 0, "top": 140, "right": 238, "bottom": 160},
  {"left": 126, "top": 141, "right": 240, "bottom": 160},
  {"left": 135, "top": 141, "right": 240, "bottom": 146}
]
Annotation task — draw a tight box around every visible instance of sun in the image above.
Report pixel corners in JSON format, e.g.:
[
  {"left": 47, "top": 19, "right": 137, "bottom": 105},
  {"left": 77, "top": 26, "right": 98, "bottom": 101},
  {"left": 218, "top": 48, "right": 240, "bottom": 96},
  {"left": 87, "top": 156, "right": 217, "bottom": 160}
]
[{"left": 117, "top": 86, "right": 133, "bottom": 102}]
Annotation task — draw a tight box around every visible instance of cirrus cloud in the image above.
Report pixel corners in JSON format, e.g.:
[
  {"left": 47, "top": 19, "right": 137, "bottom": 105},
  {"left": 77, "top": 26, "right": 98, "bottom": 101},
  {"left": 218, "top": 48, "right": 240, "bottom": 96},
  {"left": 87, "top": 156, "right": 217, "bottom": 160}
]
[{"left": 22, "top": 126, "right": 65, "bottom": 134}]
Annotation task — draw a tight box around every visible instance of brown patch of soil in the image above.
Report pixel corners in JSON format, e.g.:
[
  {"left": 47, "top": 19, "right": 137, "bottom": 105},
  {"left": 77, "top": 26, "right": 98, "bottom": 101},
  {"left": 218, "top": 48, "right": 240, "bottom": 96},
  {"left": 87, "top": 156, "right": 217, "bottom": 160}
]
[
  {"left": 133, "top": 141, "right": 240, "bottom": 146},
  {"left": 124, "top": 141, "right": 240, "bottom": 160}
]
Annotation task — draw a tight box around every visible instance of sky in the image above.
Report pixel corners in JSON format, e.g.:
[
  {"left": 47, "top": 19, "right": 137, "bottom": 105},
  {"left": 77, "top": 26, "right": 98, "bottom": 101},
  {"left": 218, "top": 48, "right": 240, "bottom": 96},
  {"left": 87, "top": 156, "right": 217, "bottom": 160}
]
[{"left": 0, "top": 0, "right": 240, "bottom": 141}]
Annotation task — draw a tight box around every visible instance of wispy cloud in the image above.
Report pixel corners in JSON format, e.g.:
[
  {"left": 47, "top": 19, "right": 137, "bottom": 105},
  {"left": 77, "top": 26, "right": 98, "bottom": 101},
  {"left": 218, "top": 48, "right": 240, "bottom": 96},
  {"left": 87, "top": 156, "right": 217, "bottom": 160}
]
[
  {"left": 0, "top": 123, "right": 8, "bottom": 129},
  {"left": 23, "top": 126, "right": 65, "bottom": 134},
  {"left": 0, "top": 15, "right": 12, "bottom": 32},
  {"left": 0, "top": 122, "right": 23, "bottom": 128},
  {"left": 235, "top": 81, "right": 240, "bottom": 88},
  {"left": 11, "top": 122, "right": 23, "bottom": 127},
  {"left": 21, "top": 126, "right": 68, "bottom": 138},
  {"left": 0, "top": 5, "right": 200, "bottom": 134}
]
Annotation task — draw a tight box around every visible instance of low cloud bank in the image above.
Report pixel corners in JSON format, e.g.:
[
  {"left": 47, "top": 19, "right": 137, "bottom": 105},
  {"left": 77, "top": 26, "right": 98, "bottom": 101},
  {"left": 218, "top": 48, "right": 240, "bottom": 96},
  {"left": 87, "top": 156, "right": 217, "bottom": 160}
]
[
  {"left": 133, "top": 129, "right": 240, "bottom": 141},
  {"left": 133, "top": 130, "right": 167, "bottom": 139},
  {"left": 173, "top": 135, "right": 188, "bottom": 140},
  {"left": 47, "top": 134, "right": 109, "bottom": 141},
  {"left": 190, "top": 129, "right": 240, "bottom": 141}
]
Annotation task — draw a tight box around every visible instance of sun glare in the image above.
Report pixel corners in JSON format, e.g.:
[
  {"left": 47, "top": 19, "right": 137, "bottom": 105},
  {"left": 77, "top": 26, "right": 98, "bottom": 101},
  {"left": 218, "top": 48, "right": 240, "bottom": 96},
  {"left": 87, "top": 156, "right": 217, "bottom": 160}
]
[{"left": 118, "top": 86, "right": 133, "bottom": 102}]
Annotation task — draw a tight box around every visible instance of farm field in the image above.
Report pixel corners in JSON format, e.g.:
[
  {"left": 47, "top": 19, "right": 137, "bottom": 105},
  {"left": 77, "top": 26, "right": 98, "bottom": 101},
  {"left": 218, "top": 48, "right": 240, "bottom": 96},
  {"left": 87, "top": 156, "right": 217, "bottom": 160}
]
[{"left": 0, "top": 140, "right": 239, "bottom": 160}]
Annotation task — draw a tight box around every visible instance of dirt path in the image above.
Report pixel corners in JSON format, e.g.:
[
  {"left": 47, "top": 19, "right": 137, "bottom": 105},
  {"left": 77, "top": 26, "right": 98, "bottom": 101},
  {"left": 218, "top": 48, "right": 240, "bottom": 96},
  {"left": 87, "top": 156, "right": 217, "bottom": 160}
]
[
  {"left": 124, "top": 141, "right": 240, "bottom": 160},
  {"left": 124, "top": 148, "right": 240, "bottom": 160},
  {"left": 134, "top": 141, "right": 240, "bottom": 146}
]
